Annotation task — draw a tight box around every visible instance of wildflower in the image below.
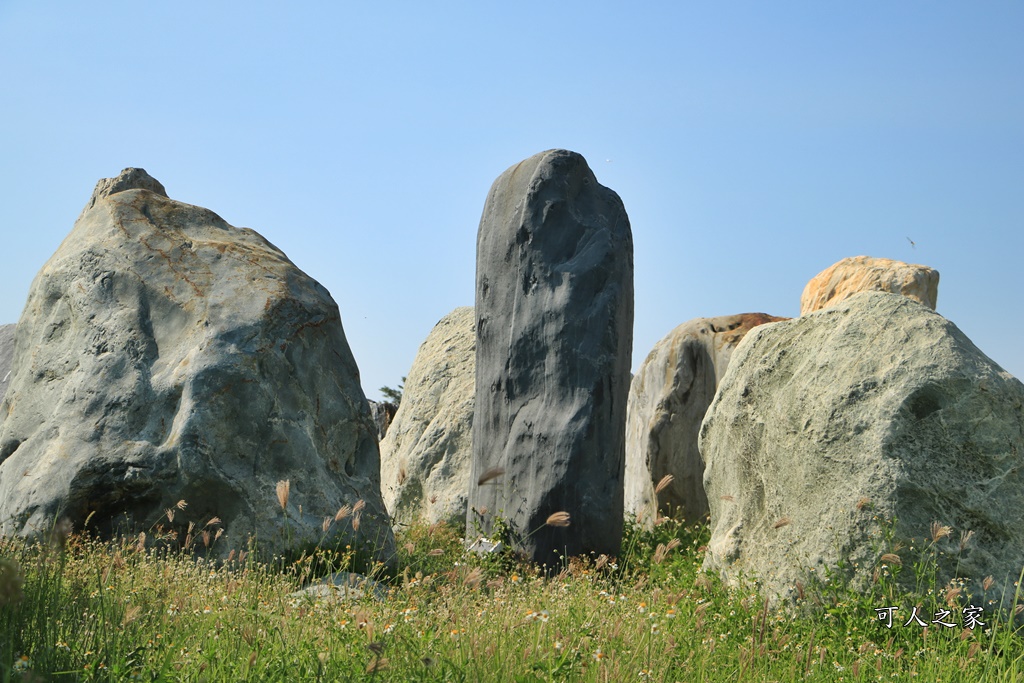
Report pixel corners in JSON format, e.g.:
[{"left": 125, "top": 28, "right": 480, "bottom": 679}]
[
  {"left": 539, "top": 610, "right": 550, "bottom": 623},
  {"left": 13, "top": 655, "right": 30, "bottom": 671},
  {"left": 651, "top": 623, "right": 661, "bottom": 635},
  {"left": 383, "top": 623, "right": 395, "bottom": 634},
  {"left": 637, "top": 602, "right": 647, "bottom": 613},
  {"left": 450, "top": 628, "right": 462, "bottom": 639},
  {"left": 554, "top": 641, "right": 564, "bottom": 651},
  {"left": 593, "top": 648, "right": 606, "bottom": 661},
  {"left": 665, "top": 607, "right": 677, "bottom": 619}
]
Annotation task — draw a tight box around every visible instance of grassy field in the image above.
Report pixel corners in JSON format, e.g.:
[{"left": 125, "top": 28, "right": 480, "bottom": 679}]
[{"left": 0, "top": 505, "right": 1021, "bottom": 682}]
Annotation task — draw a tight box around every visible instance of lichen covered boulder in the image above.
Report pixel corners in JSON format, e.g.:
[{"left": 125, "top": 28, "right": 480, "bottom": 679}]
[
  {"left": 0, "top": 169, "right": 395, "bottom": 562},
  {"left": 700, "top": 292, "right": 1024, "bottom": 609}
]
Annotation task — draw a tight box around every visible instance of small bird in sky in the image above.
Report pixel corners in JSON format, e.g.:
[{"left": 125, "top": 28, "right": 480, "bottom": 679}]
[{"left": 906, "top": 237, "right": 916, "bottom": 249}]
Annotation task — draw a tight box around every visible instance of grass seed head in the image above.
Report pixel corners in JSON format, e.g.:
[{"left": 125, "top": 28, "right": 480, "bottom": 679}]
[
  {"left": 654, "top": 474, "right": 674, "bottom": 495},
  {"left": 546, "top": 512, "right": 571, "bottom": 528},
  {"left": 477, "top": 466, "right": 506, "bottom": 486},
  {"left": 276, "top": 480, "right": 290, "bottom": 511},
  {"left": 930, "top": 521, "right": 952, "bottom": 543}
]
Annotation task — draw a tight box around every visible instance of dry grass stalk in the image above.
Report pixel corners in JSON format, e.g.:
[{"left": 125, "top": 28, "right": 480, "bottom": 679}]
[
  {"left": 353, "top": 500, "right": 366, "bottom": 514},
  {"left": 427, "top": 548, "right": 444, "bottom": 557},
  {"left": 545, "top": 512, "right": 571, "bottom": 528},
  {"left": 403, "top": 542, "right": 415, "bottom": 554},
  {"left": 366, "top": 657, "right": 389, "bottom": 673},
  {"left": 654, "top": 474, "right": 674, "bottom": 495},
  {"left": 666, "top": 538, "right": 682, "bottom": 552},
  {"left": 982, "top": 575, "right": 994, "bottom": 591},
  {"left": 795, "top": 580, "right": 805, "bottom": 600},
  {"left": 464, "top": 567, "right": 483, "bottom": 588},
  {"left": 880, "top": 553, "right": 902, "bottom": 566},
  {"left": 176, "top": 500, "right": 188, "bottom": 511},
  {"left": 335, "top": 504, "right": 352, "bottom": 521},
  {"left": 773, "top": 516, "right": 792, "bottom": 529},
  {"left": 322, "top": 517, "right": 332, "bottom": 534},
  {"left": 276, "top": 480, "right": 290, "bottom": 511},
  {"left": 959, "top": 530, "right": 975, "bottom": 552},
  {"left": 122, "top": 605, "right": 142, "bottom": 626},
  {"left": 945, "top": 586, "right": 963, "bottom": 606},
  {"left": 653, "top": 543, "right": 668, "bottom": 564},
  {"left": 205, "top": 517, "right": 221, "bottom": 527},
  {"left": 164, "top": 508, "right": 175, "bottom": 523},
  {"left": 595, "top": 554, "right": 609, "bottom": 570},
  {"left": 352, "top": 515, "right": 361, "bottom": 532},
  {"left": 477, "top": 466, "right": 506, "bottom": 486},
  {"left": 930, "top": 521, "right": 952, "bottom": 543}
]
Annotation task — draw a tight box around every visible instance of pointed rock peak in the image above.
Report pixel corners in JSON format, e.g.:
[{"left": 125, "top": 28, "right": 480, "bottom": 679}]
[
  {"left": 78, "top": 168, "right": 168, "bottom": 219},
  {"left": 93, "top": 168, "right": 168, "bottom": 200}
]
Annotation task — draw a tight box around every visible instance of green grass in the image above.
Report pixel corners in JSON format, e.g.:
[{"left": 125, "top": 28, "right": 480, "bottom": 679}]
[{"left": 0, "top": 512, "right": 1022, "bottom": 682}]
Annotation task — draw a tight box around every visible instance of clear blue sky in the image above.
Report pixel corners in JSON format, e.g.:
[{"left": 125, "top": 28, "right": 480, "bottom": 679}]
[{"left": 2, "top": 3, "right": 1022, "bottom": 400}]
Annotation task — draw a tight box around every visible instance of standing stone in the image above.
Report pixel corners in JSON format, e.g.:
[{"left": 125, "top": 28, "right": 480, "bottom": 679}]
[
  {"left": 624, "top": 313, "right": 786, "bottom": 525},
  {"left": 0, "top": 324, "right": 14, "bottom": 401},
  {"left": 380, "top": 307, "right": 475, "bottom": 527},
  {"left": 468, "top": 150, "right": 633, "bottom": 564},
  {"left": 0, "top": 169, "right": 395, "bottom": 563},
  {"left": 801, "top": 255, "right": 939, "bottom": 315},
  {"left": 700, "top": 292, "right": 1024, "bottom": 610}
]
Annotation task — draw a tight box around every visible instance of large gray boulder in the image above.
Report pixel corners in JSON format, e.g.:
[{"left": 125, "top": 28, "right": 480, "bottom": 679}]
[
  {"left": 700, "top": 292, "right": 1024, "bottom": 609},
  {"left": 624, "top": 313, "right": 786, "bottom": 526},
  {"left": 467, "top": 150, "right": 633, "bottom": 564},
  {"left": 380, "top": 307, "right": 475, "bottom": 528},
  {"left": 0, "top": 168, "right": 395, "bottom": 563},
  {"left": 0, "top": 325, "right": 14, "bottom": 401}
]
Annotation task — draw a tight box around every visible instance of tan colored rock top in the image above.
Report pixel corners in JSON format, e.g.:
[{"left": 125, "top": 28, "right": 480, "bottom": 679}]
[{"left": 800, "top": 255, "right": 939, "bottom": 315}]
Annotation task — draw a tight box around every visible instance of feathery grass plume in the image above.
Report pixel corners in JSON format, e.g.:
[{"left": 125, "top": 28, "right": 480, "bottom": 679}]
[
  {"left": 165, "top": 507, "right": 175, "bottom": 523},
  {"left": 983, "top": 575, "right": 995, "bottom": 591},
  {"left": 276, "top": 480, "right": 290, "bottom": 511},
  {"left": 654, "top": 474, "right": 674, "bottom": 495},
  {"left": 930, "top": 521, "right": 952, "bottom": 542},
  {"left": 545, "top": 511, "right": 571, "bottom": 528},
  {"left": 773, "top": 516, "right": 792, "bottom": 529},
  {"left": 959, "top": 529, "right": 975, "bottom": 552},
  {"left": 322, "top": 517, "right": 332, "bottom": 534},
  {"left": 477, "top": 466, "right": 506, "bottom": 486},
  {"left": 653, "top": 543, "right": 669, "bottom": 564},
  {"left": 463, "top": 566, "right": 484, "bottom": 588},
  {"left": 595, "top": 554, "right": 609, "bottom": 570},
  {"left": 135, "top": 532, "right": 146, "bottom": 553},
  {"left": 880, "top": 553, "right": 902, "bottom": 566},
  {"left": 202, "top": 530, "right": 211, "bottom": 548},
  {"left": 795, "top": 580, "right": 805, "bottom": 600},
  {"left": 352, "top": 515, "right": 361, "bottom": 532},
  {"left": 427, "top": 548, "right": 444, "bottom": 557},
  {"left": 353, "top": 500, "right": 366, "bottom": 514},
  {"left": 335, "top": 504, "right": 352, "bottom": 521},
  {"left": 176, "top": 500, "right": 188, "bottom": 510},
  {"left": 205, "top": 517, "right": 221, "bottom": 527},
  {"left": 944, "top": 586, "right": 962, "bottom": 606}
]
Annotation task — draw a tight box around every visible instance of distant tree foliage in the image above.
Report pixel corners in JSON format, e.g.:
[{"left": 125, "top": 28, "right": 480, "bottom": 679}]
[{"left": 380, "top": 377, "right": 406, "bottom": 405}]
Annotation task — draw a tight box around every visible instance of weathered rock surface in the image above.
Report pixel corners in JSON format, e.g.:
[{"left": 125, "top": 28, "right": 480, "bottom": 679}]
[
  {"left": 0, "top": 169, "right": 395, "bottom": 562},
  {"left": 0, "top": 325, "right": 14, "bottom": 401},
  {"left": 700, "top": 292, "right": 1024, "bottom": 609},
  {"left": 624, "top": 313, "right": 786, "bottom": 525},
  {"left": 380, "top": 307, "right": 475, "bottom": 527},
  {"left": 801, "top": 255, "right": 939, "bottom": 315},
  {"left": 367, "top": 400, "right": 397, "bottom": 442},
  {"left": 468, "top": 149, "right": 633, "bottom": 564}
]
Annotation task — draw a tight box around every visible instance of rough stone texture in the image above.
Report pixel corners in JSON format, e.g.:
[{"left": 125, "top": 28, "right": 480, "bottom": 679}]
[
  {"left": 367, "top": 400, "right": 396, "bottom": 442},
  {"left": 0, "top": 325, "right": 14, "bottom": 401},
  {"left": 624, "top": 313, "right": 787, "bottom": 525},
  {"left": 800, "top": 255, "right": 939, "bottom": 315},
  {"left": 380, "top": 307, "right": 475, "bottom": 527},
  {"left": 0, "top": 169, "right": 395, "bottom": 562},
  {"left": 700, "top": 292, "right": 1024, "bottom": 609},
  {"left": 468, "top": 149, "right": 633, "bottom": 564}
]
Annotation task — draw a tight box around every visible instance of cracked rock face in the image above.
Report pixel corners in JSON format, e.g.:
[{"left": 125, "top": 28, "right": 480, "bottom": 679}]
[
  {"left": 0, "top": 169, "right": 395, "bottom": 562},
  {"left": 468, "top": 150, "right": 633, "bottom": 564}
]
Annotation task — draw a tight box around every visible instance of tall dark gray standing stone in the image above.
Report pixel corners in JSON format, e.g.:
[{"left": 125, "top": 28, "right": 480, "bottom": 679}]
[{"left": 467, "top": 149, "right": 633, "bottom": 564}]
